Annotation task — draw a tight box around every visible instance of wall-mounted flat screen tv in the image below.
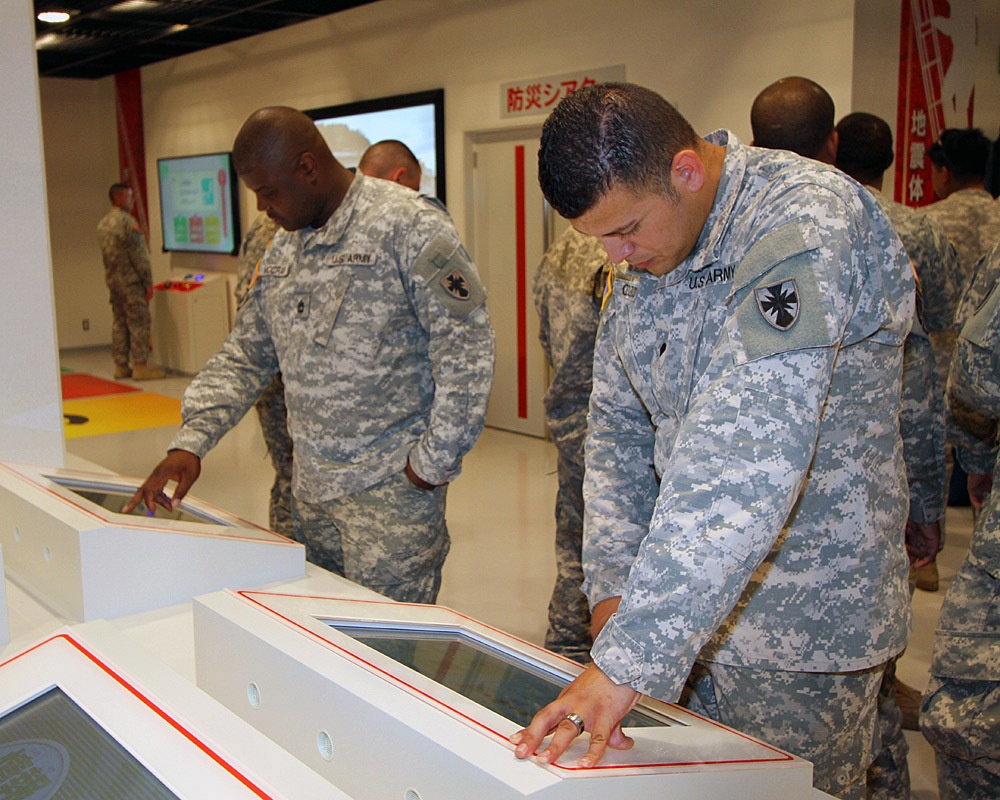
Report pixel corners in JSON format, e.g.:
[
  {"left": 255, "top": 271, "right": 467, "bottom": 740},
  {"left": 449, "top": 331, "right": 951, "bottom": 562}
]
[
  {"left": 306, "top": 89, "right": 445, "bottom": 203},
  {"left": 157, "top": 152, "right": 240, "bottom": 255}
]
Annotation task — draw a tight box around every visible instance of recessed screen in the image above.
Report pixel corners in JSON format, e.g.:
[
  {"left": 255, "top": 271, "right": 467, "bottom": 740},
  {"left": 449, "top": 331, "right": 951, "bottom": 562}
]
[
  {"left": 48, "top": 477, "right": 226, "bottom": 526},
  {"left": 0, "top": 688, "right": 179, "bottom": 799},
  {"left": 328, "top": 623, "right": 670, "bottom": 729}
]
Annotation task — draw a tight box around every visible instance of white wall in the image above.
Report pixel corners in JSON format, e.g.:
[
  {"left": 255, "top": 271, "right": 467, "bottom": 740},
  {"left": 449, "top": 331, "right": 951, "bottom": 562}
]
[
  {"left": 40, "top": 78, "right": 118, "bottom": 349},
  {"left": 0, "top": 0, "right": 63, "bottom": 465}
]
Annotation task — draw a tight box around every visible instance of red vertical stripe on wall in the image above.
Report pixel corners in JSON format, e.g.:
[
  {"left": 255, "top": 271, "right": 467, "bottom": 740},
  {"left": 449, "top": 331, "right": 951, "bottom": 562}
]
[
  {"left": 114, "top": 69, "right": 150, "bottom": 243},
  {"left": 514, "top": 145, "right": 528, "bottom": 419}
]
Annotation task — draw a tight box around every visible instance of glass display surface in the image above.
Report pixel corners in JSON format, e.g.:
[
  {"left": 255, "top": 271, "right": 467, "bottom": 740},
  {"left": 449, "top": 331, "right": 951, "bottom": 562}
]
[
  {"left": 0, "top": 687, "right": 179, "bottom": 799},
  {"left": 49, "top": 477, "right": 226, "bottom": 526},
  {"left": 328, "top": 622, "right": 668, "bottom": 729}
]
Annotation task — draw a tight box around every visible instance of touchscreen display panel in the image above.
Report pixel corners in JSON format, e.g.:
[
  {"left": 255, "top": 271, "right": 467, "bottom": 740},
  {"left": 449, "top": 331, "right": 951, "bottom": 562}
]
[
  {"left": 328, "top": 622, "right": 669, "bottom": 729},
  {"left": 0, "top": 687, "right": 179, "bottom": 799}
]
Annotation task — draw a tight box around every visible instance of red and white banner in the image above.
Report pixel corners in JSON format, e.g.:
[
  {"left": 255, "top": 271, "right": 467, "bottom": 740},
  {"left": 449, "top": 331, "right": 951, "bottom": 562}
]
[{"left": 895, "top": 0, "right": 978, "bottom": 207}]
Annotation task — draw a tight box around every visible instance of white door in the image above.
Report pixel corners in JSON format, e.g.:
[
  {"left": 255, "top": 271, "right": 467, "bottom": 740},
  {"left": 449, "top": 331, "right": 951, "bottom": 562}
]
[{"left": 469, "top": 128, "right": 557, "bottom": 438}]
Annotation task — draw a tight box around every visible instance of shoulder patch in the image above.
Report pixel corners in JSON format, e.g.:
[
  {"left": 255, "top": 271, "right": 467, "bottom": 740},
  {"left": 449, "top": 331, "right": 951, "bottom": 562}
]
[
  {"left": 754, "top": 278, "right": 799, "bottom": 330},
  {"left": 730, "top": 222, "right": 836, "bottom": 362},
  {"left": 415, "top": 233, "right": 487, "bottom": 318}
]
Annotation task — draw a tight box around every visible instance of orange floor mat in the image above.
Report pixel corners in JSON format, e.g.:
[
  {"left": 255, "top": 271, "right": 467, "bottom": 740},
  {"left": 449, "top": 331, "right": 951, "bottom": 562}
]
[{"left": 63, "top": 392, "right": 181, "bottom": 438}]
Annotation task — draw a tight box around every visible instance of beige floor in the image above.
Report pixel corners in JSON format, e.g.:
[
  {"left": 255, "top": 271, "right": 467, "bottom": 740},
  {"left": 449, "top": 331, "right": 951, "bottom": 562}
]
[{"left": 62, "top": 345, "right": 969, "bottom": 799}]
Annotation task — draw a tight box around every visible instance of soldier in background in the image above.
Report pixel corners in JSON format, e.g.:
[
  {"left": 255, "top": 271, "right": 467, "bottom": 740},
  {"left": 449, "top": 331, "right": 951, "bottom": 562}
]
[
  {"left": 234, "top": 213, "right": 293, "bottom": 538},
  {"left": 921, "top": 239, "right": 1000, "bottom": 800},
  {"left": 925, "top": 128, "right": 1000, "bottom": 288},
  {"left": 96, "top": 183, "right": 165, "bottom": 380},
  {"left": 127, "top": 107, "right": 495, "bottom": 603},
  {"left": 532, "top": 226, "right": 611, "bottom": 663},
  {"left": 358, "top": 139, "right": 422, "bottom": 192},
  {"left": 750, "top": 75, "right": 839, "bottom": 163}
]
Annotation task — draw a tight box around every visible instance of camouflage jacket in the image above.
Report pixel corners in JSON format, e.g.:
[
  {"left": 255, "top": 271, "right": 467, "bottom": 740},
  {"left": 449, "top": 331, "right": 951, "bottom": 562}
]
[
  {"left": 934, "top": 240, "right": 1000, "bottom": 680},
  {"left": 867, "top": 189, "right": 948, "bottom": 524},
  {"left": 235, "top": 214, "right": 280, "bottom": 303},
  {"left": 925, "top": 187, "right": 1000, "bottom": 284},
  {"left": 532, "top": 226, "right": 610, "bottom": 465},
  {"left": 586, "top": 132, "right": 913, "bottom": 699},
  {"left": 170, "top": 174, "right": 495, "bottom": 502},
  {"left": 96, "top": 206, "right": 153, "bottom": 292}
]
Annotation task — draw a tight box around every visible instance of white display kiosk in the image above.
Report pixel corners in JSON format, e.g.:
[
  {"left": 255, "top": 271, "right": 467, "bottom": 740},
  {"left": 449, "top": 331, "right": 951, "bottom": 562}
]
[
  {"left": 152, "top": 270, "right": 232, "bottom": 374},
  {"left": 0, "top": 463, "right": 304, "bottom": 621},
  {"left": 194, "top": 591, "right": 814, "bottom": 800},
  {"left": 0, "top": 622, "right": 351, "bottom": 799},
  {"left": 0, "top": 546, "right": 9, "bottom": 645}
]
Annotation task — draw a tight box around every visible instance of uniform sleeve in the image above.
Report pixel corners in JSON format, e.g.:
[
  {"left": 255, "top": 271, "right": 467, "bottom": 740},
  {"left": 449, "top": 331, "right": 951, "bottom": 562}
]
[
  {"left": 168, "top": 289, "right": 280, "bottom": 457},
  {"left": 580, "top": 300, "right": 659, "bottom": 607},
  {"left": 128, "top": 221, "right": 153, "bottom": 289},
  {"left": 401, "top": 216, "right": 496, "bottom": 486},
  {"left": 590, "top": 190, "right": 907, "bottom": 699},
  {"left": 948, "top": 257, "right": 1000, "bottom": 476},
  {"left": 900, "top": 327, "right": 947, "bottom": 524}
]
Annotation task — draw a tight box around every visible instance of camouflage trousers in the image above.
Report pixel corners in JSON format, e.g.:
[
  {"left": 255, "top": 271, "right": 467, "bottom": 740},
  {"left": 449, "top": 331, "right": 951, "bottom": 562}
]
[
  {"left": 108, "top": 285, "right": 151, "bottom": 366},
  {"left": 921, "top": 676, "right": 1000, "bottom": 799},
  {"left": 292, "top": 469, "right": 449, "bottom": 603},
  {"left": 253, "top": 372, "right": 296, "bottom": 540},
  {"left": 866, "top": 658, "right": 910, "bottom": 800},
  {"left": 681, "top": 660, "right": 887, "bottom": 800},
  {"left": 544, "top": 450, "right": 592, "bottom": 663}
]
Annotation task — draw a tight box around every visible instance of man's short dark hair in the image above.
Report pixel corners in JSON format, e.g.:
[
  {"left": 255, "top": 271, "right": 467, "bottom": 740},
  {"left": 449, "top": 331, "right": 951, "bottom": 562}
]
[
  {"left": 835, "top": 112, "right": 894, "bottom": 186},
  {"left": 108, "top": 182, "right": 131, "bottom": 203},
  {"left": 928, "top": 128, "right": 991, "bottom": 181},
  {"left": 750, "top": 76, "right": 834, "bottom": 159},
  {"left": 538, "top": 83, "right": 699, "bottom": 219}
]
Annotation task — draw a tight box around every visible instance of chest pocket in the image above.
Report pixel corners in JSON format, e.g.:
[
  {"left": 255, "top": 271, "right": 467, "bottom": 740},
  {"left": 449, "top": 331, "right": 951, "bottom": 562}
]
[{"left": 308, "top": 270, "right": 357, "bottom": 351}]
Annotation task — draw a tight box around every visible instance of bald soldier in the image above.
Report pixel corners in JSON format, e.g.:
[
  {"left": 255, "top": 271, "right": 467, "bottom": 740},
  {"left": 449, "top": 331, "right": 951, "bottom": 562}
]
[
  {"left": 750, "top": 76, "right": 838, "bottom": 164},
  {"left": 127, "top": 107, "right": 495, "bottom": 603},
  {"left": 358, "top": 139, "right": 422, "bottom": 192}
]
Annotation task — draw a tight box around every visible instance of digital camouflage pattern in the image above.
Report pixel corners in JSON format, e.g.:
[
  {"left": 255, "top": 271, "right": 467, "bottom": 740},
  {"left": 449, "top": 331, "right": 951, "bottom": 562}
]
[
  {"left": 921, "top": 239, "right": 1000, "bottom": 799},
  {"left": 237, "top": 215, "right": 292, "bottom": 534},
  {"left": 683, "top": 660, "right": 885, "bottom": 800},
  {"left": 873, "top": 189, "right": 962, "bottom": 399},
  {"left": 584, "top": 131, "right": 913, "bottom": 697},
  {"left": 293, "top": 470, "right": 448, "bottom": 603},
  {"left": 864, "top": 190, "right": 949, "bottom": 526},
  {"left": 170, "top": 174, "right": 495, "bottom": 598},
  {"left": 532, "top": 226, "right": 611, "bottom": 662},
  {"left": 925, "top": 187, "right": 1000, "bottom": 284},
  {"left": 97, "top": 205, "right": 154, "bottom": 366},
  {"left": 235, "top": 215, "right": 294, "bottom": 539}
]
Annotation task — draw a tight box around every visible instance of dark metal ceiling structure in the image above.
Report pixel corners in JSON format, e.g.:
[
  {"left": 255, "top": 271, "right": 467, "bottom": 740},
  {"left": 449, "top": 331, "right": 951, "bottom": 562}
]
[{"left": 35, "top": 0, "right": 380, "bottom": 80}]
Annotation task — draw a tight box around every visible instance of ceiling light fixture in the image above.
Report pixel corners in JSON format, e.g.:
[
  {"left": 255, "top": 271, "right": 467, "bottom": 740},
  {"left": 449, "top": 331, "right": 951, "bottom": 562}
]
[{"left": 37, "top": 11, "right": 71, "bottom": 23}]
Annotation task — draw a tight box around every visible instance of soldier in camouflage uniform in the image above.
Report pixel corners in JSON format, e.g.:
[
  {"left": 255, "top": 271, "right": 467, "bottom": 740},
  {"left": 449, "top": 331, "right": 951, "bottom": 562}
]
[
  {"left": 921, "top": 239, "right": 1000, "bottom": 800},
  {"left": 96, "top": 183, "right": 165, "bottom": 380},
  {"left": 234, "top": 213, "right": 295, "bottom": 539},
  {"left": 925, "top": 129, "right": 1000, "bottom": 286},
  {"left": 511, "top": 84, "right": 913, "bottom": 800},
  {"left": 127, "top": 107, "right": 495, "bottom": 603},
  {"left": 532, "top": 226, "right": 611, "bottom": 663},
  {"left": 834, "top": 111, "right": 952, "bottom": 796}
]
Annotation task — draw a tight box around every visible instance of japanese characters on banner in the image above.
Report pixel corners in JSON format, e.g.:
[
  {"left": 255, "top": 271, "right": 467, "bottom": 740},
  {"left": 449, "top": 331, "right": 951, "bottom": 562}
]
[
  {"left": 501, "top": 65, "right": 626, "bottom": 118},
  {"left": 895, "top": 0, "right": 978, "bottom": 207}
]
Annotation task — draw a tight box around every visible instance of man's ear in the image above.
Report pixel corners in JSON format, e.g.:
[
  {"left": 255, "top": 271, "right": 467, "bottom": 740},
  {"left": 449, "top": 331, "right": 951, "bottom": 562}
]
[
  {"left": 297, "top": 152, "right": 320, "bottom": 183},
  {"left": 672, "top": 149, "right": 705, "bottom": 193}
]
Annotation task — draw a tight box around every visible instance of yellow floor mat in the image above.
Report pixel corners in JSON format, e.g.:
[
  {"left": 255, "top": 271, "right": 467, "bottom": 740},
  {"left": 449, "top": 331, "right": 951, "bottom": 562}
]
[{"left": 63, "top": 392, "right": 181, "bottom": 438}]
